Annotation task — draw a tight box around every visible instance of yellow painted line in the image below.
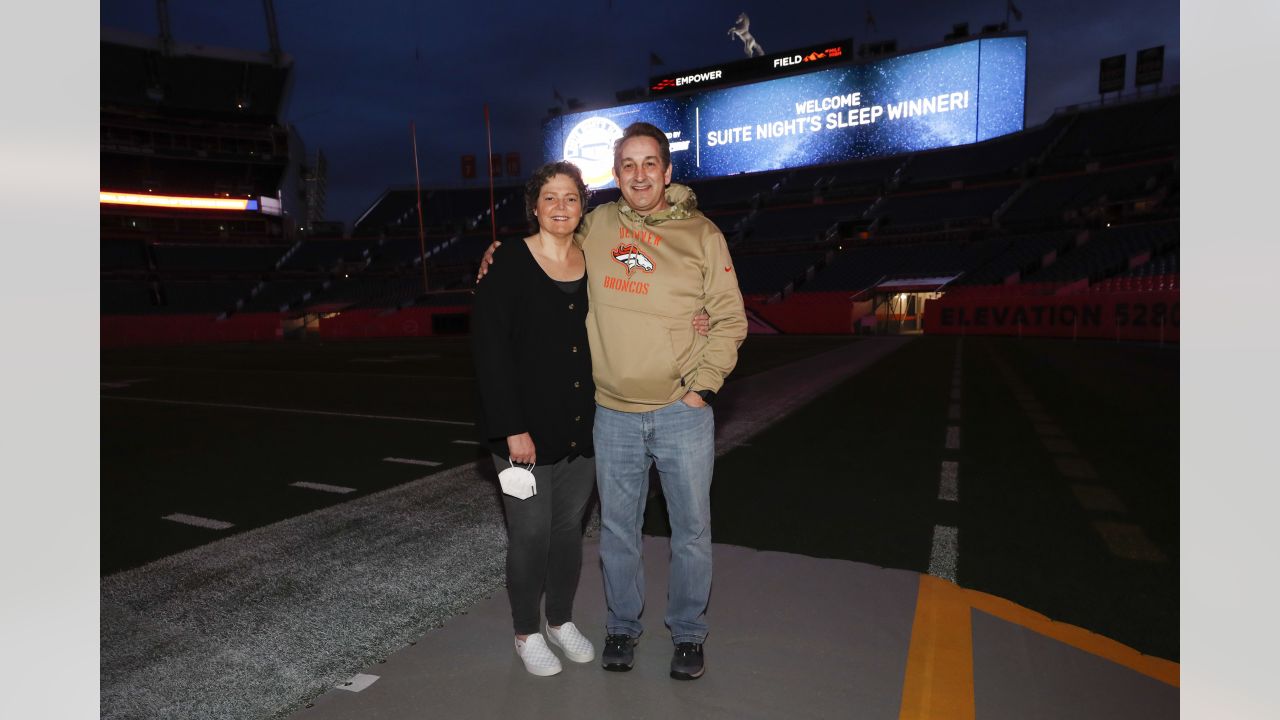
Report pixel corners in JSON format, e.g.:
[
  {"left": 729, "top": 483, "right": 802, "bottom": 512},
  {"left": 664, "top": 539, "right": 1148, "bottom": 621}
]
[
  {"left": 899, "top": 575, "right": 974, "bottom": 720},
  {"left": 899, "top": 574, "right": 1179, "bottom": 719},
  {"left": 964, "top": 581, "right": 1179, "bottom": 686}
]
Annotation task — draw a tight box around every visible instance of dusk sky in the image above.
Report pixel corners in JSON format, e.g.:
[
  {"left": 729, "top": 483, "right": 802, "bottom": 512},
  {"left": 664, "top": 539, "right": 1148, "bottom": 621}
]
[{"left": 100, "top": 1, "right": 1179, "bottom": 225}]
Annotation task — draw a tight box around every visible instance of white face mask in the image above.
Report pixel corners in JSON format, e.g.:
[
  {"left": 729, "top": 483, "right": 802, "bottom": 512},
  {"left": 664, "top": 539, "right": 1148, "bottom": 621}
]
[{"left": 498, "top": 460, "right": 537, "bottom": 500}]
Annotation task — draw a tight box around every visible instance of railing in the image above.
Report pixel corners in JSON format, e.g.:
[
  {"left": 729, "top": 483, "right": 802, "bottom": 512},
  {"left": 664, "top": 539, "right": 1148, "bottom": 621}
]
[{"left": 1051, "top": 84, "right": 1179, "bottom": 117}]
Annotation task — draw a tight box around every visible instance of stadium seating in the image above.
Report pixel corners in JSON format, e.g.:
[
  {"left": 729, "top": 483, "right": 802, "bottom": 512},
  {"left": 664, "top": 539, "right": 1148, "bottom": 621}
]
[
  {"left": 102, "top": 82, "right": 1178, "bottom": 342},
  {"left": 1028, "top": 221, "right": 1178, "bottom": 283},
  {"left": 900, "top": 121, "right": 1060, "bottom": 187},
  {"left": 151, "top": 243, "right": 289, "bottom": 273},
  {"left": 733, "top": 251, "right": 828, "bottom": 294}
]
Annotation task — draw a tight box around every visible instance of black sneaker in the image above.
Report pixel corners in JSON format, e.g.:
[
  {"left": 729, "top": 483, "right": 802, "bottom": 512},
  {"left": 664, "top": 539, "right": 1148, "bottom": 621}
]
[
  {"left": 670, "top": 642, "right": 704, "bottom": 680},
  {"left": 602, "top": 633, "right": 637, "bottom": 672}
]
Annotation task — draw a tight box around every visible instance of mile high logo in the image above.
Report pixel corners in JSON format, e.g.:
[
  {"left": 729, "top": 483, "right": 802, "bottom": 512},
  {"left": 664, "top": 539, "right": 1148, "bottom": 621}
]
[{"left": 612, "top": 244, "right": 655, "bottom": 278}]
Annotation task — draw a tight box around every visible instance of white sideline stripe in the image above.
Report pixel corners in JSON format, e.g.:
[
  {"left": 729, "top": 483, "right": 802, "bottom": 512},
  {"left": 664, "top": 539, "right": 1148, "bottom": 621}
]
[
  {"left": 938, "top": 461, "right": 959, "bottom": 501},
  {"left": 290, "top": 481, "right": 357, "bottom": 494},
  {"left": 927, "top": 525, "right": 958, "bottom": 582},
  {"left": 163, "top": 513, "right": 233, "bottom": 530},
  {"left": 948, "top": 403, "right": 962, "bottom": 421},
  {"left": 384, "top": 457, "right": 442, "bottom": 467},
  {"left": 945, "top": 426, "right": 961, "bottom": 450},
  {"left": 336, "top": 673, "right": 380, "bottom": 692},
  {"left": 101, "top": 396, "right": 473, "bottom": 426},
  {"left": 451, "top": 440, "right": 479, "bottom": 445}
]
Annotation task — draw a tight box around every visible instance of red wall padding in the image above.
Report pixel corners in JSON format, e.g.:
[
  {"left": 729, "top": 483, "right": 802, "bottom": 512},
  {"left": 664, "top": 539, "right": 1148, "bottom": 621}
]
[
  {"left": 922, "top": 290, "right": 1179, "bottom": 342},
  {"left": 745, "top": 291, "right": 855, "bottom": 334},
  {"left": 317, "top": 306, "right": 471, "bottom": 339},
  {"left": 101, "top": 313, "right": 284, "bottom": 348}
]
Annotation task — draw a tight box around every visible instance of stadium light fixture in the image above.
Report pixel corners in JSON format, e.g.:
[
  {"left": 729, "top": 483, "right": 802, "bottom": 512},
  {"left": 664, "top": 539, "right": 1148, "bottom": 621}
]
[{"left": 100, "top": 191, "right": 259, "bottom": 211}]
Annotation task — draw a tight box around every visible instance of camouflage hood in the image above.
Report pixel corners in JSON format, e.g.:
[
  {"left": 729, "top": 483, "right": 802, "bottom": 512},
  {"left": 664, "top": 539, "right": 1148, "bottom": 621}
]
[{"left": 617, "top": 183, "right": 700, "bottom": 224}]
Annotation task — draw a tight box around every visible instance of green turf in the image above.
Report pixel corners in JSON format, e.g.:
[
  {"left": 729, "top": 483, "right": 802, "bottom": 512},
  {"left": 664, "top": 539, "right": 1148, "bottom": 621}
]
[
  {"left": 100, "top": 335, "right": 856, "bottom": 574},
  {"left": 643, "top": 335, "right": 1178, "bottom": 661},
  {"left": 102, "top": 333, "right": 1178, "bottom": 661}
]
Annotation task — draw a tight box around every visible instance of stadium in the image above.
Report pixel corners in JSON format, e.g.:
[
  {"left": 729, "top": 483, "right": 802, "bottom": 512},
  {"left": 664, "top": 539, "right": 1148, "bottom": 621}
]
[{"left": 96, "top": 4, "right": 1185, "bottom": 719}]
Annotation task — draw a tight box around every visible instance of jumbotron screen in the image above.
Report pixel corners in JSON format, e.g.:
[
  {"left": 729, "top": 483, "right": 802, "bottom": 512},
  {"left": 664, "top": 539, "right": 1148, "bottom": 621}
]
[{"left": 544, "top": 36, "right": 1026, "bottom": 189}]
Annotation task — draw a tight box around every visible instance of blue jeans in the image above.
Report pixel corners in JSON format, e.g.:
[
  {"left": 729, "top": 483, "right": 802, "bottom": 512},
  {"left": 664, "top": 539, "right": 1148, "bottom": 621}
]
[{"left": 594, "top": 399, "right": 715, "bottom": 644}]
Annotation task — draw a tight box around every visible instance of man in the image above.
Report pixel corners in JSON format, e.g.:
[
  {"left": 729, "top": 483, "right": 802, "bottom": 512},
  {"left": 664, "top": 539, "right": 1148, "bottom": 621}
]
[{"left": 480, "top": 122, "right": 746, "bottom": 680}]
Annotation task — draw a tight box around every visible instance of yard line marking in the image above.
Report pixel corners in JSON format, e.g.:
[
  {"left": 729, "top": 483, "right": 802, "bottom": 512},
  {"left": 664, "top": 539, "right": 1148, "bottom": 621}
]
[
  {"left": 948, "top": 403, "right": 961, "bottom": 421},
  {"left": 101, "top": 396, "right": 474, "bottom": 426},
  {"left": 1071, "top": 484, "right": 1128, "bottom": 514},
  {"left": 938, "top": 461, "right": 959, "bottom": 502},
  {"left": 927, "top": 525, "right": 958, "bottom": 582},
  {"left": 384, "top": 457, "right": 442, "bottom": 467},
  {"left": 100, "top": 378, "right": 152, "bottom": 389},
  {"left": 945, "top": 426, "right": 961, "bottom": 450},
  {"left": 336, "top": 674, "right": 380, "bottom": 693},
  {"left": 949, "top": 388, "right": 961, "bottom": 401},
  {"left": 1093, "top": 521, "right": 1167, "bottom": 562},
  {"left": 451, "top": 439, "right": 479, "bottom": 445},
  {"left": 162, "top": 513, "right": 234, "bottom": 530},
  {"left": 290, "top": 481, "right": 357, "bottom": 494},
  {"left": 1041, "top": 436, "right": 1079, "bottom": 456},
  {"left": 1054, "top": 455, "right": 1099, "bottom": 480}
]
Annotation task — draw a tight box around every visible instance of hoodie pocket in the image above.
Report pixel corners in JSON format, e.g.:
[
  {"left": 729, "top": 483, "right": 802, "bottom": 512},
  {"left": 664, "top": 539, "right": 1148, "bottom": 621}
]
[{"left": 586, "top": 307, "right": 682, "bottom": 403}]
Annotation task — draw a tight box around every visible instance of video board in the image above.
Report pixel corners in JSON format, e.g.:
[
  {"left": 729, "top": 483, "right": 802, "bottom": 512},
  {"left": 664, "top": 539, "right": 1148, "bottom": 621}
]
[
  {"left": 648, "top": 39, "right": 852, "bottom": 95},
  {"left": 544, "top": 36, "right": 1026, "bottom": 189}
]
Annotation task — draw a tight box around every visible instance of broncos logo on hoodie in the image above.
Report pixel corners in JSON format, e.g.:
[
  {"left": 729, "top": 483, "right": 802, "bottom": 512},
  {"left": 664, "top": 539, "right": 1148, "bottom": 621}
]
[{"left": 611, "top": 243, "right": 655, "bottom": 277}]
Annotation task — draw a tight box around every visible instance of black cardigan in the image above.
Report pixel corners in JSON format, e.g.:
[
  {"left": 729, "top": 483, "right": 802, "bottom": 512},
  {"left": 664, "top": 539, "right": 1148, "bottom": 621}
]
[{"left": 471, "top": 239, "right": 595, "bottom": 465}]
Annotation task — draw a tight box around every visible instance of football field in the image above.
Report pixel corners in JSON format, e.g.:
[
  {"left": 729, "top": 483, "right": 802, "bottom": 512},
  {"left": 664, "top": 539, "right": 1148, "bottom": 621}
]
[{"left": 102, "top": 333, "right": 1177, "bottom": 660}]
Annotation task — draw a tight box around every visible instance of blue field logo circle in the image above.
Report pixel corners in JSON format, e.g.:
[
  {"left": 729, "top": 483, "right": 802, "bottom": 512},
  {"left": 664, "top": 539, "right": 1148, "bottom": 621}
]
[{"left": 563, "top": 116, "right": 624, "bottom": 189}]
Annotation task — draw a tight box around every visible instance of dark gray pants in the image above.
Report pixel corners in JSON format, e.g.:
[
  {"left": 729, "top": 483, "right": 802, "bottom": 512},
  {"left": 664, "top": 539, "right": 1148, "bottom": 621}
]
[{"left": 492, "top": 453, "right": 596, "bottom": 635}]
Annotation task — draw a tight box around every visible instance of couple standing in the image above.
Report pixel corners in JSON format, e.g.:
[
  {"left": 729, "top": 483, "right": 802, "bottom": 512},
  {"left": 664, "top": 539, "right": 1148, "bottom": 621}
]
[{"left": 472, "top": 122, "right": 747, "bottom": 680}]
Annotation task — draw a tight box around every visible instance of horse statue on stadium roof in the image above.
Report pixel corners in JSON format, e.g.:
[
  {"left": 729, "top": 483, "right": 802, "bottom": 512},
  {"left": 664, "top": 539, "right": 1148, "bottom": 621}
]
[{"left": 728, "top": 12, "right": 765, "bottom": 58}]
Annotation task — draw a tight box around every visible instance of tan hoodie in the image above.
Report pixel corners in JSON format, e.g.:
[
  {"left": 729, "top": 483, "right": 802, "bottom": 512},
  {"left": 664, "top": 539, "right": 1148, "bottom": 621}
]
[{"left": 578, "top": 183, "right": 747, "bottom": 412}]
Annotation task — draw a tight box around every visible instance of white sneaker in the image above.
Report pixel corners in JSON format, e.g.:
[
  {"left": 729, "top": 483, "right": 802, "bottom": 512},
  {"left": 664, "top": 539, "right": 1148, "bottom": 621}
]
[
  {"left": 546, "top": 621, "right": 596, "bottom": 663},
  {"left": 514, "top": 633, "right": 562, "bottom": 676}
]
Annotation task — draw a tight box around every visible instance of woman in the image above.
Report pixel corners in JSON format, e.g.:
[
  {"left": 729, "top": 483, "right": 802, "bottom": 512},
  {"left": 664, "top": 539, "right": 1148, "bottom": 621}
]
[{"left": 471, "top": 161, "right": 601, "bottom": 677}]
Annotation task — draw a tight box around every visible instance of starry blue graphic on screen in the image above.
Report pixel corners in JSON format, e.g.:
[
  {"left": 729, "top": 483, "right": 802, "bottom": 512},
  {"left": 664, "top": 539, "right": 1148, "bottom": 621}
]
[{"left": 544, "top": 37, "right": 1025, "bottom": 188}]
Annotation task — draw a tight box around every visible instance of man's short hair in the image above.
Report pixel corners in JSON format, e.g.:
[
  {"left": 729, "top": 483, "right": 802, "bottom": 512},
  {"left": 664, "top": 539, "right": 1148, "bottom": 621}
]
[
  {"left": 613, "top": 122, "right": 671, "bottom": 173},
  {"left": 524, "top": 161, "right": 590, "bottom": 234}
]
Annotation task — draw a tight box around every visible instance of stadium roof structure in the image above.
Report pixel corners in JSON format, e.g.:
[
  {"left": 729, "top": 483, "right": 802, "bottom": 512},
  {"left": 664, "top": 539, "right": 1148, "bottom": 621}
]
[
  {"left": 852, "top": 275, "right": 960, "bottom": 300},
  {"left": 101, "top": 26, "right": 294, "bottom": 122}
]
